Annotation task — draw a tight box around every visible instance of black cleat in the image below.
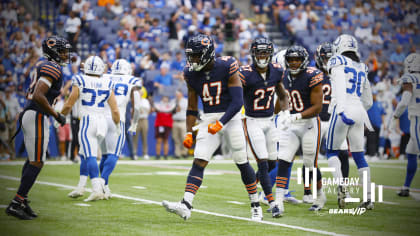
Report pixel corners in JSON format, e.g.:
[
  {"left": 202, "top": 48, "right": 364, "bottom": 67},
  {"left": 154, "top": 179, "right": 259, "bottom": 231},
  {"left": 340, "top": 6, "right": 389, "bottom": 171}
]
[
  {"left": 358, "top": 200, "right": 374, "bottom": 210},
  {"left": 397, "top": 189, "right": 409, "bottom": 197},
  {"left": 23, "top": 199, "right": 37, "bottom": 218},
  {"left": 5, "top": 200, "right": 33, "bottom": 220}
]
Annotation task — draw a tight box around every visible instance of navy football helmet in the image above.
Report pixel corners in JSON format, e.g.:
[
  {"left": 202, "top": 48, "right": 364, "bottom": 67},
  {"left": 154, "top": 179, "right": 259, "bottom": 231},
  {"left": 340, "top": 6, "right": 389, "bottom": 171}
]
[
  {"left": 42, "top": 36, "right": 71, "bottom": 66},
  {"left": 315, "top": 42, "right": 333, "bottom": 72},
  {"left": 185, "top": 34, "right": 215, "bottom": 71},
  {"left": 285, "top": 45, "right": 309, "bottom": 75},
  {"left": 250, "top": 37, "right": 274, "bottom": 69}
]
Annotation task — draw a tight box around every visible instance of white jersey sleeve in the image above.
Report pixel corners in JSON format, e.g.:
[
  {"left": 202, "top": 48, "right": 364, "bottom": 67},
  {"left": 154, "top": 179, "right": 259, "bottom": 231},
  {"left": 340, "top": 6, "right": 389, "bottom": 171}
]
[
  {"left": 398, "top": 73, "right": 420, "bottom": 117},
  {"left": 327, "top": 55, "right": 347, "bottom": 114}
]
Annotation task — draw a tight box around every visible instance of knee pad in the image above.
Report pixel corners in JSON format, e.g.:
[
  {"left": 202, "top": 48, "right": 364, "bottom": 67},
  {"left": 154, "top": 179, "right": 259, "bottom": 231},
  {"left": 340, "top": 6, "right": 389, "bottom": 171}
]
[
  {"left": 232, "top": 150, "right": 248, "bottom": 164},
  {"left": 303, "top": 157, "right": 314, "bottom": 171}
]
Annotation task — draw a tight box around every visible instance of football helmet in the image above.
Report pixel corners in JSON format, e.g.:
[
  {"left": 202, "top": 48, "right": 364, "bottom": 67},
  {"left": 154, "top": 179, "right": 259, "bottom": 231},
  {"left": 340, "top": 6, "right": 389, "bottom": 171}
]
[
  {"left": 285, "top": 45, "right": 309, "bottom": 75},
  {"left": 185, "top": 34, "right": 215, "bottom": 71},
  {"left": 42, "top": 36, "right": 71, "bottom": 66},
  {"left": 273, "top": 49, "right": 287, "bottom": 69},
  {"left": 250, "top": 37, "right": 274, "bottom": 69},
  {"left": 315, "top": 42, "right": 333, "bottom": 72},
  {"left": 404, "top": 53, "right": 420, "bottom": 73},
  {"left": 84, "top": 56, "right": 105, "bottom": 76},
  {"left": 332, "top": 34, "right": 360, "bottom": 58},
  {"left": 111, "top": 59, "right": 132, "bottom": 75}
]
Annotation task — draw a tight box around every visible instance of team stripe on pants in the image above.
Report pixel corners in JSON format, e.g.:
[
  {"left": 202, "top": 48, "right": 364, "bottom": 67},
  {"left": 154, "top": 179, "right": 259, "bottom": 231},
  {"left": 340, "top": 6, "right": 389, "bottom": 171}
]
[
  {"left": 242, "top": 118, "right": 260, "bottom": 160},
  {"left": 314, "top": 117, "right": 321, "bottom": 167},
  {"left": 35, "top": 113, "right": 44, "bottom": 162}
]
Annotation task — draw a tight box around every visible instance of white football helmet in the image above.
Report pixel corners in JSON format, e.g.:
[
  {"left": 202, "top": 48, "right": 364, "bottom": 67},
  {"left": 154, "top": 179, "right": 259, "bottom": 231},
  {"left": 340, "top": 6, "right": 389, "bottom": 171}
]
[
  {"left": 404, "top": 53, "right": 420, "bottom": 73},
  {"left": 84, "top": 56, "right": 105, "bottom": 76},
  {"left": 272, "top": 49, "right": 287, "bottom": 69},
  {"left": 332, "top": 34, "right": 360, "bottom": 58},
  {"left": 111, "top": 59, "right": 132, "bottom": 75}
]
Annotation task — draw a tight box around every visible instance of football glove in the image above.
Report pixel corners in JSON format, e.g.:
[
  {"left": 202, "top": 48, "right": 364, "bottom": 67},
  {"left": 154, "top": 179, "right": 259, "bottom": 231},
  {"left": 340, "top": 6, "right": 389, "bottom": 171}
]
[
  {"left": 275, "top": 110, "right": 290, "bottom": 130},
  {"left": 55, "top": 113, "right": 66, "bottom": 126},
  {"left": 127, "top": 123, "right": 137, "bottom": 136},
  {"left": 208, "top": 120, "right": 223, "bottom": 134},
  {"left": 339, "top": 112, "right": 355, "bottom": 125},
  {"left": 183, "top": 132, "right": 193, "bottom": 149},
  {"left": 115, "top": 122, "right": 121, "bottom": 137}
]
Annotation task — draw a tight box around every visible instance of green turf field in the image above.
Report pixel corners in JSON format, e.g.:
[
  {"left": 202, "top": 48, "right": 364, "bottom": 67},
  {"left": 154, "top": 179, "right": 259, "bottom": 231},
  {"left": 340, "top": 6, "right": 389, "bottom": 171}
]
[{"left": 0, "top": 159, "right": 419, "bottom": 236}]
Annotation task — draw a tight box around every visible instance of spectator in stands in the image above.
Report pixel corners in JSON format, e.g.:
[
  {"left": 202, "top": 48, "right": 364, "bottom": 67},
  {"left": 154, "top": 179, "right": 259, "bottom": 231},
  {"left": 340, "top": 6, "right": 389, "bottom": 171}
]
[
  {"left": 336, "top": 12, "right": 353, "bottom": 32},
  {"left": 101, "top": 3, "right": 117, "bottom": 21},
  {"left": 153, "top": 96, "right": 176, "bottom": 160},
  {"left": 394, "top": 26, "right": 411, "bottom": 45},
  {"left": 54, "top": 96, "right": 71, "bottom": 160},
  {"left": 64, "top": 11, "right": 81, "bottom": 52},
  {"left": 97, "top": 0, "right": 115, "bottom": 7},
  {"left": 223, "top": 10, "right": 240, "bottom": 58},
  {"left": 1, "top": 2, "right": 17, "bottom": 24},
  {"left": 72, "top": 0, "right": 86, "bottom": 14},
  {"left": 59, "top": 0, "right": 71, "bottom": 16},
  {"left": 115, "top": 30, "right": 133, "bottom": 58},
  {"left": 366, "top": 91, "right": 385, "bottom": 160},
  {"left": 304, "top": 4, "right": 319, "bottom": 31},
  {"left": 80, "top": 2, "right": 96, "bottom": 28},
  {"left": 359, "top": 7, "right": 375, "bottom": 25},
  {"left": 389, "top": 45, "right": 406, "bottom": 70},
  {"left": 369, "top": 25, "right": 383, "bottom": 45},
  {"left": 0, "top": 97, "right": 12, "bottom": 160},
  {"left": 322, "top": 12, "right": 336, "bottom": 30},
  {"left": 253, "top": 23, "right": 269, "bottom": 39},
  {"left": 99, "top": 40, "right": 116, "bottom": 68},
  {"left": 111, "top": 0, "right": 124, "bottom": 16},
  {"left": 3, "top": 85, "right": 20, "bottom": 159},
  {"left": 252, "top": 0, "right": 266, "bottom": 23},
  {"left": 182, "top": 25, "right": 197, "bottom": 48},
  {"left": 168, "top": 10, "right": 181, "bottom": 52},
  {"left": 170, "top": 51, "right": 186, "bottom": 71},
  {"left": 154, "top": 63, "right": 173, "bottom": 93},
  {"left": 287, "top": 10, "right": 307, "bottom": 34},
  {"left": 172, "top": 90, "right": 188, "bottom": 159},
  {"left": 354, "top": 20, "right": 372, "bottom": 44},
  {"left": 132, "top": 88, "right": 151, "bottom": 160},
  {"left": 348, "top": 8, "right": 359, "bottom": 26}
]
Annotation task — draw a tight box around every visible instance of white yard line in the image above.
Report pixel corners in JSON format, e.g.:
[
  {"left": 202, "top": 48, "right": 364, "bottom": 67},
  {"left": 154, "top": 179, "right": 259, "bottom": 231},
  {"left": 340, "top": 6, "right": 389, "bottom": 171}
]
[{"left": 0, "top": 174, "right": 346, "bottom": 236}]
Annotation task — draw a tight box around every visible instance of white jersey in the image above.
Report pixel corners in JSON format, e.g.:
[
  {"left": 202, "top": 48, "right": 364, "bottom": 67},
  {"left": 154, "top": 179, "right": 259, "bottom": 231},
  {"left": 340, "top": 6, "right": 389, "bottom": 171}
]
[
  {"left": 399, "top": 73, "right": 420, "bottom": 117},
  {"left": 102, "top": 73, "right": 142, "bottom": 123},
  {"left": 72, "top": 74, "right": 113, "bottom": 117}
]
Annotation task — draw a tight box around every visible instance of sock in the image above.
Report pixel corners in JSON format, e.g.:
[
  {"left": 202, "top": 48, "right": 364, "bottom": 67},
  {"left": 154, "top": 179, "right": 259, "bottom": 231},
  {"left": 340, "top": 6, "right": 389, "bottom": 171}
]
[
  {"left": 79, "top": 155, "right": 88, "bottom": 176},
  {"left": 183, "top": 163, "right": 205, "bottom": 205},
  {"left": 21, "top": 159, "right": 29, "bottom": 177},
  {"left": 101, "top": 154, "right": 119, "bottom": 185},
  {"left": 87, "top": 156, "right": 99, "bottom": 179},
  {"left": 338, "top": 150, "right": 349, "bottom": 178},
  {"left": 352, "top": 152, "right": 368, "bottom": 169},
  {"left": 302, "top": 165, "right": 312, "bottom": 195},
  {"left": 285, "top": 162, "right": 293, "bottom": 190},
  {"left": 77, "top": 175, "right": 88, "bottom": 188},
  {"left": 404, "top": 153, "right": 418, "bottom": 188},
  {"left": 358, "top": 167, "right": 371, "bottom": 201},
  {"left": 327, "top": 155, "right": 343, "bottom": 180},
  {"left": 275, "top": 160, "right": 291, "bottom": 202},
  {"left": 257, "top": 160, "right": 274, "bottom": 203},
  {"left": 236, "top": 162, "right": 258, "bottom": 203},
  {"left": 99, "top": 154, "right": 108, "bottom": 174},
  {"left": 17, "top": 163, "right": 42, "bottom": 198},
  {"left": 13, "top": 193, "right": 25, "bottom": 204}
]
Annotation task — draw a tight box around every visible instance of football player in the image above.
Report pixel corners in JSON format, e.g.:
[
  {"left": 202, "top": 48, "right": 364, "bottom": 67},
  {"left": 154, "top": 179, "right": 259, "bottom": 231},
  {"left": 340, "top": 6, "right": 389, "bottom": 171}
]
[
  {"left": 6, "top": 36, "right": 70, "bottom": 220},
  {"left": 275, "top": 45, "right": 326, "bottom": 214},
  {"left": 393, "top": 53, "right": 420, "bottom": 197},
  {"left": 162, "top": 34, "right": 263, "bottom": 221},
  {"left": 61, "top": 56, "right": 120, "bottom": 202},
  {"left": 326, "top": 34, "right": 374, "bottom": 209},
  {"left": 240, "top": 37, "right": 288, "bottom": 217},
  {"left": 100, "top": 59, "right": 142, "bottom": 199},
  {"left": 315, "top": 42, "right": 351, "bottom": 207}
]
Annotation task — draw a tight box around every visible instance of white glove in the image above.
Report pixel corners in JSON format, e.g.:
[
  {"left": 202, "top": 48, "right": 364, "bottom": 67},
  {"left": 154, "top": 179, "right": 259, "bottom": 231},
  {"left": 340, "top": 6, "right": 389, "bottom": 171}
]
[
  {"left": 127, "top": 122, "right": 137, "bottom": 136},
  {"left": 115, "top": 122, "right": 121, "bottom": 137},
  {"left": 288, "top": 113, "right": 302, "bottom": 123},
  {"left": 275, "top": 110, "right": 291, "bottom": 130}
]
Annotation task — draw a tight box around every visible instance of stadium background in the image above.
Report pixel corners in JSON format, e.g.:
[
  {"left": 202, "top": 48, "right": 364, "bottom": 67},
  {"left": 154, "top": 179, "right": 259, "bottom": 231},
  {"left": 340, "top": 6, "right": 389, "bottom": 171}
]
[{"left": 0, "top": 0, "right": 418, "bottom": 159}]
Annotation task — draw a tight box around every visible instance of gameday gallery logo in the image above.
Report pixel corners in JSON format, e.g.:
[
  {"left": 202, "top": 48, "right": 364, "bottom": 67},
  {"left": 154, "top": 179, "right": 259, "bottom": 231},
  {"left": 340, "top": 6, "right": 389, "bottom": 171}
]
[{"left": 297, "top": 167, "right": 383, "bottom": 215}]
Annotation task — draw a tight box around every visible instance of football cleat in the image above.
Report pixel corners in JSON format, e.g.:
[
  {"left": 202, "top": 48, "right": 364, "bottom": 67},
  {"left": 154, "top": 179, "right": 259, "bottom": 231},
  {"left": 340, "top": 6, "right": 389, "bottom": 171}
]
[
  {"left": 359, "top": 200, "right": 374, "bottom": 210},
  {"left": 251, "top": 205, "right": 263, "bottom": 221},
  {"left": 84, "top": 192, "right": 104, "bottom": 202},
  {"left": 302, "top": 194, "right": 314, "bottom": 204},
  {"left": 162, "top": 200, "right": 191, "bottom": 220},
  {"left": 271, "top": 205, "right": 283, "bottom": 218},
  {"left": 337, "top": 186, "right": 346, "bottom": 209},
  {"left": 309, "top": 191, "right": 326, "bottom": 211},
  {"left": 397, "top": 189, "right": 409, "bottom": 197},
  {"left": 23, "top": 199, "right": 37, "bottom": 218},
  {"left": 68, "top": 187, "right": 85, "bottom": 198},
  {"left": 258, "top": 191, "right": 269, "bottom": 206},
  {"left": 104, "top": 185, "right": 112, "bottom": 200},
  {"left": 284, "top": 191, "right": 302, "bottom": 204},
  {"left": 5, "top": 200, "right": 33, "bottom": 220}
]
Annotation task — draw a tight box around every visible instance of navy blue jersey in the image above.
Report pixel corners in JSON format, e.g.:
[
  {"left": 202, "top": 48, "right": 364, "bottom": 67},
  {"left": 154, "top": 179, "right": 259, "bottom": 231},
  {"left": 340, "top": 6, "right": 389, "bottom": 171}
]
[
  {"left": 25, "top": 60, "right": 63, "bottom": 115},
  {"left": 240, "top": 63, "right": 284, "bottom": 117},
  {"left": 184, "top": 56, "right": 239, "bottom": 113},
  {"left": 283, "top": 66, "right": 323, "bottom": 114},
  {"left": 320, "top": 74, "right": 332, "bottom": 121}
]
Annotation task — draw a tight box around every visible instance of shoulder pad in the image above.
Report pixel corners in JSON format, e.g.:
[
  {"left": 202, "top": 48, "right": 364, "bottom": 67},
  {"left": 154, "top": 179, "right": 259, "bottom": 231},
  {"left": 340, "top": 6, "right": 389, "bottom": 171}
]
[
  {"left": 71, "top": 74, "right": 84, "bottom": 87},
  {"left": 327, "top": 55, "right": 348, "bottom": 71},
  {"left": 39, "top": 61, "right": 62, "bottom": 81}
]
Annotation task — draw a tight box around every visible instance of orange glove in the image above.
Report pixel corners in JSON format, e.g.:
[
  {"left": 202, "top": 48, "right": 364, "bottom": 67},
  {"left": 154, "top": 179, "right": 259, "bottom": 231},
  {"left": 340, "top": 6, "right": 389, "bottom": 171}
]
[
  {"left": 183, "top": 132, "right": 193, "bottom": 149},
  {"left": 208, "top": 120, "right": 223, "bottom": 134}
]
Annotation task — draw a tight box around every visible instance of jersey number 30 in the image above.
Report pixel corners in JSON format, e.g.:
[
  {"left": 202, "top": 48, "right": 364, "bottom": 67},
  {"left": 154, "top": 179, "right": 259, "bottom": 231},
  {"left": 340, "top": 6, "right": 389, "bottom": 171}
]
[{"left": 345, "top": 67, "right": 365, "bottom": 97}]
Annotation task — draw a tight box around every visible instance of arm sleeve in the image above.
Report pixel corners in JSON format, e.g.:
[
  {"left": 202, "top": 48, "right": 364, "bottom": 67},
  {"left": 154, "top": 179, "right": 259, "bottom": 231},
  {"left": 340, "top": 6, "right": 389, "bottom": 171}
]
[
  {"left": 219, "top": 86, "right": 243, "bottom": 125},
  {"left": 330, "top": 66, "right": 347, "bottom": 114},
  {"left": 394, "top": 90, "right": 412, "bottom": 118},
  {"left": 361, "top": 79, "right": 373, "bottom": 110}
]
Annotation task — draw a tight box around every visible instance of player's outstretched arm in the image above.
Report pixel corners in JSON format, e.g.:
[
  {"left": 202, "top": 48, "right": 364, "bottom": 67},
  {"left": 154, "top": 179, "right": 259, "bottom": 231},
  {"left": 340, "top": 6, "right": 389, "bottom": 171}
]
[
  {"left": 61, "top": 85, "right": 80, "bottom": 116},
  {"left": 33, "top": 76, "right": 63, "bottom": 122},
  {"left": 275, "top": 83, "right": 289, "bottom": 113},
  {"left": 394, "top": 83, "right": 413, "bottom": 118},
  {"left": 107, "top": 91, "right": 120, "bottom": 124}
]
